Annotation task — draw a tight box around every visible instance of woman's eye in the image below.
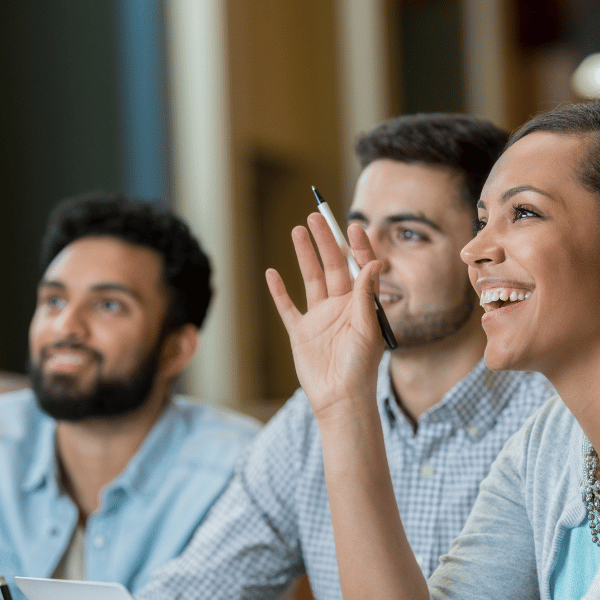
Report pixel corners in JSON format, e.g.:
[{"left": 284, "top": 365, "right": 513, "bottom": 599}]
[
  {"left": 511, "top": 205, "right": 539, "bottom": 221},
  {"left": 472, "top": 219, "right": 486, "bottom": 234}
]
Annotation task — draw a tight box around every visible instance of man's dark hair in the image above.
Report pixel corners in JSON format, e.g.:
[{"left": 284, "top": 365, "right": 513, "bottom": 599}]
[
  {"left": 507, "top": 100, "right": 600, "bottom": 197},
  {"left": 355, "top": 113, "right": 509, "bottom": 212},
  {"left": 39, "top": 192, "right": 212, "bottom": 331}
]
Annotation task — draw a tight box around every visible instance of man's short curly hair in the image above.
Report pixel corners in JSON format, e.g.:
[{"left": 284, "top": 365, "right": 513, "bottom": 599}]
[
  {"left": 355, "top": 113, "right": 509, "bottom": 213},
  {"left": 39, "top": 192, "right": 213, "bottom": 331}
]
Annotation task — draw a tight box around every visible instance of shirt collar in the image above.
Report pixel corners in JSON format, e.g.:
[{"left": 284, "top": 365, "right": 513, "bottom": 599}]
[
  {"left": 377, "top": 356, "right": 532, "bottom": 440},
  {"left": 22, "top": 399, "right": 183, "bottom": 497},
  {"left": 440, "top": 359, "right": 523, "bottom": 435},
  {"left": 102, "top": 400, "right": 181, "bottom": 497},
  {"left": 22, "top": 408, "right": 58, "bottom": 492}
]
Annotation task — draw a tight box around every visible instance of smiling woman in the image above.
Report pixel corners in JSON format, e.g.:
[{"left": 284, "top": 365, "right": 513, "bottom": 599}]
[
  {"left": 268, "top": 100, "right": 600, "bottom": 600},
  {"left": 463, "top": 131, "right": 600, "bottom": 379}
]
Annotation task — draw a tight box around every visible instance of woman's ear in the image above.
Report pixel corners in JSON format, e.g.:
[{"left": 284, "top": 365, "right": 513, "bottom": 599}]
[{"left": 159, "top": 323, "right": 199, "bottom": 380}]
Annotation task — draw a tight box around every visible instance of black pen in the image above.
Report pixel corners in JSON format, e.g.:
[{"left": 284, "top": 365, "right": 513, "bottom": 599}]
[
  {"left": 311, "top": 186, "right": 398, "bottom": 350},
  {"left": 0, "top": 577, "right": 13, "bottom": 600}
]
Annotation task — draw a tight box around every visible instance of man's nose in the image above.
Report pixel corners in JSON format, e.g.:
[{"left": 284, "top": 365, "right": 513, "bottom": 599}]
[{"left": 52, "top": 303, "right": 88, "bottom": 339}]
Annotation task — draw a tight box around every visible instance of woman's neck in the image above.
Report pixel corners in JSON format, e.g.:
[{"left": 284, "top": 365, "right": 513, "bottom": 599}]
[{"left": 545, "top": 342, "right": 600, "bottom": 451}]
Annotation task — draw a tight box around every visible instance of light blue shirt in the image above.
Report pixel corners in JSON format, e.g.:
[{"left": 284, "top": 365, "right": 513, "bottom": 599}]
[
  {"left": 552, "top": 520, "right": 600, "bottom": 598},
  {"left": 0, "top": 389, "right": 260, "bottom": 600}
]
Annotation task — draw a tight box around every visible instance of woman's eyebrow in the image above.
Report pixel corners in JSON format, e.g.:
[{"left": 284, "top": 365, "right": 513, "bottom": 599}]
[
  {"left": 500, "top": 185, "right": 555, "bottom": 205},
  {"left": 478, "top": 185, "right": 555, "bottom": 210}
]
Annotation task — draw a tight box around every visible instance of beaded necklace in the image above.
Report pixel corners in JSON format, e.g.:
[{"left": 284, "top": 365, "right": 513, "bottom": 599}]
[{"left": 583, "top": 435, "right": 600, "bottom": 546}]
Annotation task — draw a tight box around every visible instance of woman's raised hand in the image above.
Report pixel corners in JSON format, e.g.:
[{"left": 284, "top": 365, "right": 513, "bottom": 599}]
[{"left": 266, "top": 212, "right": 385, "bottom": 421}]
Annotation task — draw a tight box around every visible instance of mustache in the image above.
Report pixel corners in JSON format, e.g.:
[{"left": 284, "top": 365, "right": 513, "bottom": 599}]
[
  {"left": 378, "top": 278, "right": 405, "bottom": 295},
  {"left": 40, "top": 342, "right": 104, "bottom": 363}
]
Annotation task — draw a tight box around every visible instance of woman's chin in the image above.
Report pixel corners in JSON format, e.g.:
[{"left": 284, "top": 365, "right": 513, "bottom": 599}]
[{"left": 483, "top": 346, "right": 527, "bottom": 372}]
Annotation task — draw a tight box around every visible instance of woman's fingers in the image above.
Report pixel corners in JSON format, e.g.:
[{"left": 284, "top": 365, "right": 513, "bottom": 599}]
[
  {"left": 347, "top": 223, "right": 377, "bottom": 266},
  {"left": 269, "top": 216, "right": 382, "bottom": 339},
  {"left": 307, "top": 213, "right": 353, "bottom": 298},
  {"left": 265, "top": 268, "right": 301, "bottom": 334},
  {"left": 291, "top": 225, "right": 328, "bottom": 310},
  {"left": 352, "top": 259, "right": 385, "bottom": 338},
  {"left": 348, "top": 223, "right": 381, "bottom": 296}
]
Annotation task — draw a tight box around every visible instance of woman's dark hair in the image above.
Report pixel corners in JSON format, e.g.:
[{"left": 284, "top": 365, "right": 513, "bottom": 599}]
[
  {"left": 355, "top": 113, "right": 509, "bottom": 213},
  {"left": 40, "top": 192, "right": 213, "bottom": 331},
  {"left": 507, "top": 100, "right": 600, "bottom": 197}
]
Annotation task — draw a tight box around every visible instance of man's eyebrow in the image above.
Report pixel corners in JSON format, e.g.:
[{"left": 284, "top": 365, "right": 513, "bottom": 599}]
[
  {"left": 38, "top": 279, "right": 65, "bottom": 290},
  {"left": 385, "top": 212, "right": 441, "bottom": 232},
  {"left": 37, "top": 280, "right": 141, "bottom": 302},
  {"left": 347, "top": 210, "right": 441, "bottom": 232},
  {"left": 90, "top": 283, "right": 142, "bottom": 302},
  {"left": 346, "top": 210, "right": 368, "bottom": 223}
]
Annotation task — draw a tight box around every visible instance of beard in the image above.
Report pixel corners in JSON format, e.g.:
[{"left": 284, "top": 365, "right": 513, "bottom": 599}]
[
  {"left": 392, "top": 280, "right": 478, "bottom": 348},
  {"left": 28, "top": 341, "right": 163, "bottom": 422}
]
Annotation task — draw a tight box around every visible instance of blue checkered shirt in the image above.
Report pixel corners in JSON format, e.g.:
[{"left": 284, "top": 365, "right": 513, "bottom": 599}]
[{"left": 136, "top": 354, "right": 555, "bottom": 600}]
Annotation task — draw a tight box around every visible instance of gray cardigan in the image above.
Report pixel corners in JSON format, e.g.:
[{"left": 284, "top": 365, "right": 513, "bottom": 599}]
[{"left": 428, "top": 395, "right": 586, "bottom": 599}]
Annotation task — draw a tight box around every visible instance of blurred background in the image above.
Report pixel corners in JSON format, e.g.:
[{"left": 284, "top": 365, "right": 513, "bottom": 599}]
[{"left": 1, "top": 0, "right": 599, "bottom": 417}]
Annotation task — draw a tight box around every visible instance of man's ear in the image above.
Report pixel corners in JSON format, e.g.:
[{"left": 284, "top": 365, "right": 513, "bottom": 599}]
[{"left": 159, "top": 323, "right": 199, "bottom": 380}]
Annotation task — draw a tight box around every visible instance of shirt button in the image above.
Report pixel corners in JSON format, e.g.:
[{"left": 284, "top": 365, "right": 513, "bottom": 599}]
[
  {"left": 420, "top": 465, "right": 434, "bottom": 478},
  {"left": 467, "top": 425, "right": 479, "bottom": 437},
  {"left": 93, "top": 535, "right": 105, "bottom": 548}
]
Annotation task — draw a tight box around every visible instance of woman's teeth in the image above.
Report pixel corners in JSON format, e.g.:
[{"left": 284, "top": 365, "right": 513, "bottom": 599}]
[{"left": 480, "top": 288, "right": 531, "bottom": 310}]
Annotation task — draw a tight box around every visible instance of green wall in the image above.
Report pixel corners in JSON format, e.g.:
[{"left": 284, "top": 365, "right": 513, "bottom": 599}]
[{"left": 0, "top": 2, "right": 123, "bottom": 372}]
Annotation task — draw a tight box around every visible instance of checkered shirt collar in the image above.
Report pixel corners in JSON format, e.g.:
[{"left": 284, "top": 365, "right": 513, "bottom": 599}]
[{"left": 377, "top": 353, "right": 521, "bottom": 440}]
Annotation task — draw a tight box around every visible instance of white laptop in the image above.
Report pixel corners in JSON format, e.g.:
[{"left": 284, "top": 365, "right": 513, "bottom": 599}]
[{"left": 14, "top": 577, "right": 134, "bottom": 600}]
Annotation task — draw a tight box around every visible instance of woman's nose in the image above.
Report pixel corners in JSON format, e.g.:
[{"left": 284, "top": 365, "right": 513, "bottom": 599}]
[{"left": 460, "top": 225, "right": 505, "bottom": 268}]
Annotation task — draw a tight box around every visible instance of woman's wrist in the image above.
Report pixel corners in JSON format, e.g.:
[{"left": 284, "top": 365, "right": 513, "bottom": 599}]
[{"left": 312, "top": 391, "right": 380, "bottom": 433}]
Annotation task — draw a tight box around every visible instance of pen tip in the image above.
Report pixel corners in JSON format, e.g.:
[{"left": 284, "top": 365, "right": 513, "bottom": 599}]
[{"left": 311, "top": 186, "right": 324, "bottom": 204}]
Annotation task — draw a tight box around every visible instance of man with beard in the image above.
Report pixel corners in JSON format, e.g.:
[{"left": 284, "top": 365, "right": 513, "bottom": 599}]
[
  {"left": 0, "top": 193, "right": 259, "bottom": 598},
  {"left": 136, "top": 114, "right": 556, "bottom": 600}
]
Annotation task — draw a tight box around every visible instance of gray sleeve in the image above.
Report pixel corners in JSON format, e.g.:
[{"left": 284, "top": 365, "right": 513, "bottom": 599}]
[
  {"left": 135, "top": 395, "right": 308, "bottom": 600},
  {"left": 427, "top": 425, "right": 539, "bottom": 600}
]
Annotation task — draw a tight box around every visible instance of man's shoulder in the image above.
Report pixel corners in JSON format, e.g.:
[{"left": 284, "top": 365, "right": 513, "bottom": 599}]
[
  {"left": 168, "top": 396, "right": 262, "bottom": 469},
  {"left": 0, "top": 387, "right": 36, "bottom": 405},
  {"left": 0, "top": 389, "right": 49, "bottom": 442},
  {"left": 257, "top": 387, "right": 320, "bottom": 440},
  {"left": 228, "top": 388, "right": 323, "bottom": 473},
  {"left": 173, "top": 395, "right": 262, "bottom": 435}
]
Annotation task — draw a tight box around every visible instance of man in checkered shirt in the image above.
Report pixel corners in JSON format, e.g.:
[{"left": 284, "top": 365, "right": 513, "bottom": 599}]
[{"left": 136, "top": 114, "right": 556, "bottom": 600}]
